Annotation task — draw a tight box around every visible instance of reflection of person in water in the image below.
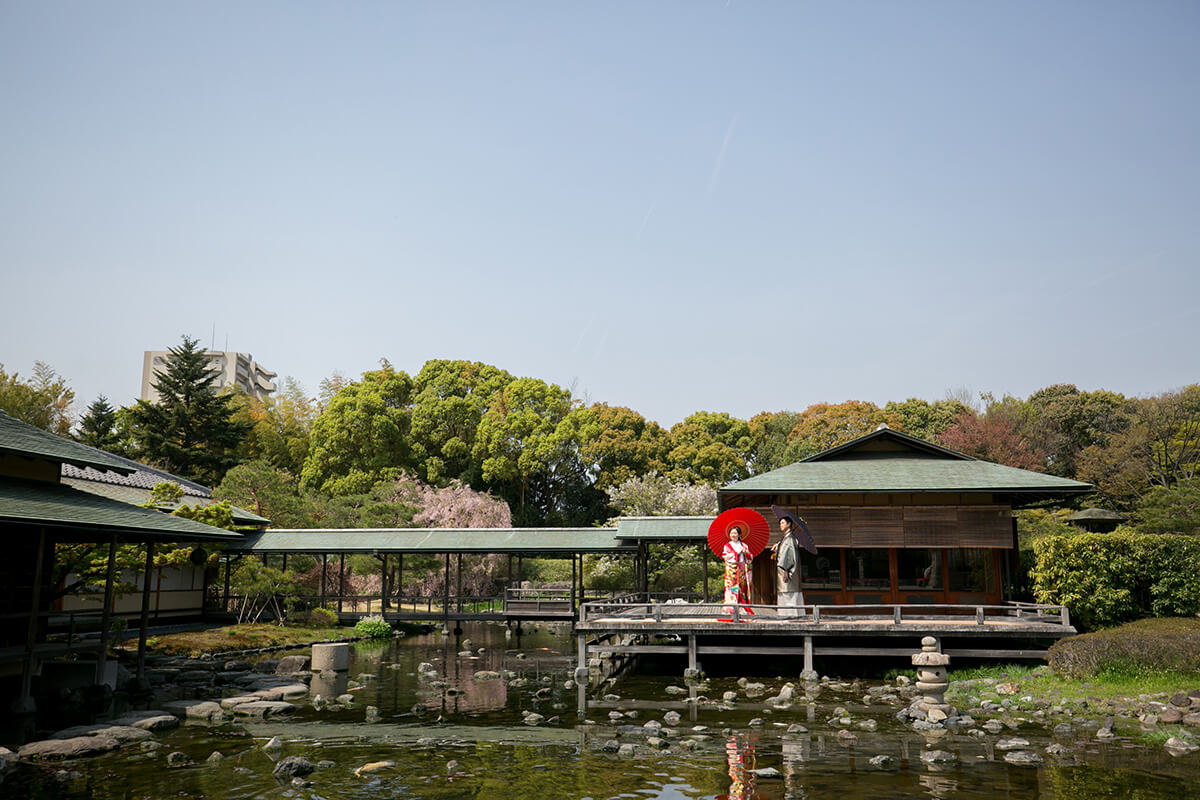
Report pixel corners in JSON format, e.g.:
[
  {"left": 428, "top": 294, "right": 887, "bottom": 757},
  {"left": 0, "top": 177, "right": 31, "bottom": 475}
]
[{"left": 719, "top": 734, "right": 766, "bottom": 800}]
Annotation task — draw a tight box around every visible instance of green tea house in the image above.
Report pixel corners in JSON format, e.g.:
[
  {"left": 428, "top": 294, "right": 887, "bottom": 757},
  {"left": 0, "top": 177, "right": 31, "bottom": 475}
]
[{"left": 719, "top": 426, "right": 1092, "bottom": 606}]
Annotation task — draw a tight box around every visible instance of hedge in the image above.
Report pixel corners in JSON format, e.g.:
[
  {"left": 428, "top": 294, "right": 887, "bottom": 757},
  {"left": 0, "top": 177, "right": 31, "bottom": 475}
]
[
  {"left": 1031, "top": 531, "right": 1200, "bottom": 631},
  {"left": 1047, "top": 618, "right": 1200, "bottom": 678}
]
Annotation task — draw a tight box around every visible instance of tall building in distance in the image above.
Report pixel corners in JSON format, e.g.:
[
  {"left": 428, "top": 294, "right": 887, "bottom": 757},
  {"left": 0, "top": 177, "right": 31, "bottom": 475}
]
[{"left": 140, "top": 350, "right": 278, "bottom": 403}]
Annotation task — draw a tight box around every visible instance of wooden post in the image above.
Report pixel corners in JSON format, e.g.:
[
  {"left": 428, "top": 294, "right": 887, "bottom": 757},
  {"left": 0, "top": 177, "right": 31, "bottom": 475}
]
[
  {"left": 338, "top": 553, "right": 348, "bottom": 613},
  {"left": 16, "top": 528, "right": 48, "bottom": 712},
  {"left": 319, "top": 553, "right": 327, "bottom": 608},
  {"left": 95, "top": 535, "right": 118, "bottom": 685},
  {"left": 222, "top": 554, "right": 232, "bottom": 612},
  {"left": 136, "top": 541, "right": 155, "bottom": 683},
  {"left": 571, "top": 554, "right": 577, "bottom": 610},
  {"left": 381, "top": 553, "right": 389, "bottom": 613},
  {"left": 397, "top": 554, "right": 403, "bottom": 610},
  {"left": 576, "top": 633, "right": 588, "bottom": 715},
  {"left": 701, "top": 544, "right": 709, "bottom": 601},
  {"left": 803, "top": 635, "right": 814, "bottom": 675},
  {"left": 282, "top": 553, "right": 288, "bottom": 571},
  {"left": 443, "top": 553, "right": 450, "bottom": 627},
  {"left": 687, "top": 634, "right": 697, "bottom": 676}
]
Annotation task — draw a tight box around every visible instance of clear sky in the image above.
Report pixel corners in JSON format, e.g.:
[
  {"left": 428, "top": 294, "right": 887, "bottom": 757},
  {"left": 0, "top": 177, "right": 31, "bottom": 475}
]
[{"left": 3, "top": 2, "right": 1198, "bottom": 427}]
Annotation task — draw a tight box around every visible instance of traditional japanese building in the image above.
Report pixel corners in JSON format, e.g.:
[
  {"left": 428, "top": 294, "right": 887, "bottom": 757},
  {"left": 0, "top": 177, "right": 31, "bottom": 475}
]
[{"left": 718, "top": 425, "right": 1092, "bottom": 606}]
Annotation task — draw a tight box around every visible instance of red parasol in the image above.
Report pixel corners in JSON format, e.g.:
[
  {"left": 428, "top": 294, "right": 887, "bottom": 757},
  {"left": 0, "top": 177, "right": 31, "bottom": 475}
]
[{"left": 708, "top": 507, "right": 771, "bottom": 558}]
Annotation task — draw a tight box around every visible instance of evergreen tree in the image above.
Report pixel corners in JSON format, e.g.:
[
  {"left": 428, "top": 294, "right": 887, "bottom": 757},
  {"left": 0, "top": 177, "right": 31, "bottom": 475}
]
[
  {"left": 127, "top": 336, "right": 251, "bottom": 486},
  {"left": 76, "top": 395, "right": 121, "bottom": 452}
]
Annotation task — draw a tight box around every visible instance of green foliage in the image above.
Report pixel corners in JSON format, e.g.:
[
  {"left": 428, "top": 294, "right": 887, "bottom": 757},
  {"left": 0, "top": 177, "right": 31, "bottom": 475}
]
[
  {"left": 173, "top": 499, "right": 235, "bottom": 531},
  {"left": 1046, "top": 618, "right": 1200, "bottom": 678},
  {"left": 787, "top": 401, "right": 891, "bottom": 460},
  {"left": 76, "top": 394, "right": 124, "bottom": 452},
  {"left": 574, "top": 403, "right": 670, "bottom": 490},
  {"left": 667, "top": 411, "right": 751, "bottom": 485},
  {"left": 230, "top": 558, "right": 303, "bottom": 624},
  {"left": 1022, "top": 385, "right": 1133, "bottom": 478},
  {"left": 230, "top": 378, "right": 317, "bottom": 475},
  {"left": 292, "top": 606, "right": 339, "bottom": 627},
  {"left": 746, "top": 411, "right": 805, "bottom": 474},
  {"left": 1135, "top": 477, "right": 1200, "bottom": 535},
  {"left": 301, "top": 361, "right": 415, "bottom": 495},
  {"left": 214, "top": 459, "right": 314, "bottom": 528},
  {"left": 0, "top": 361, "right": 75, "bottom": 435},
  {"left": 126, "top": 336, "right": 252, "bottom": 486},
  {"left": 354, "top": 614, "right": 393, "bottom": 638},
  {"left": 883, "top": 398, "right": 971, "bottom": 442},
  {"left": 409, "top": 359, "right": 515, "bottom": 484},
  {"left": 1031, "top": 532, "right": 1200, "bottom": 630}
]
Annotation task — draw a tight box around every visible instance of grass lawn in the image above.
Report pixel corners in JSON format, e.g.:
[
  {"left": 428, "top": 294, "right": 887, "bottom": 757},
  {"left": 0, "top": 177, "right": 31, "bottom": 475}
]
[{"left": 116, "top": 624, "right": 348, "bottom": 658}]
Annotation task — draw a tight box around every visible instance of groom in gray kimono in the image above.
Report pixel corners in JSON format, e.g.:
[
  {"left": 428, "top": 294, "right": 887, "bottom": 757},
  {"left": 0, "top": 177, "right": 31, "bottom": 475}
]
[{"left": 772, "top": 506, "right": 815, "bottom": 618}]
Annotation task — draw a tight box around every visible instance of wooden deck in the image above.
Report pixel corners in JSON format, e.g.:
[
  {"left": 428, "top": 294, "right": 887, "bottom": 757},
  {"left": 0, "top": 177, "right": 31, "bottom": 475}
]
[{"left": 571, "top": 597, "right": 1075, "bottom": 713}]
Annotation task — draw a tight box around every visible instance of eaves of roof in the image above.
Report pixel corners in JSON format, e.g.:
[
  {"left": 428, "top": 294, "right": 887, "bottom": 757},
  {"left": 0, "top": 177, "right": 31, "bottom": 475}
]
[{"left": 0, "top": 411, "right": 133, "bottom": 474}]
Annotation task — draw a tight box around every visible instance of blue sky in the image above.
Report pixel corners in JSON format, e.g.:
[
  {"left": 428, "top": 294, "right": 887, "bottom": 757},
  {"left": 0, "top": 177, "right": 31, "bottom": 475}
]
[{"left": 3, "top": 2, "right": 1198, "bottom": 427}]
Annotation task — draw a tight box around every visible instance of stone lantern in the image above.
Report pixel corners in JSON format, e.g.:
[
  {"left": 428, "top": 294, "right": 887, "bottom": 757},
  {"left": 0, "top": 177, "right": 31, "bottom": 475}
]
[{"left": 912, "top": 636, "right": 952, "bottom": 720}]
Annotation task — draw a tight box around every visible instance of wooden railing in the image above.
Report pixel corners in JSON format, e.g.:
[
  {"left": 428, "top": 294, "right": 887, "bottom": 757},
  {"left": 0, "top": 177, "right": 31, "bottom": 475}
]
[{"left": 577, "top": 595, "right": 1072, "bottom": 628}]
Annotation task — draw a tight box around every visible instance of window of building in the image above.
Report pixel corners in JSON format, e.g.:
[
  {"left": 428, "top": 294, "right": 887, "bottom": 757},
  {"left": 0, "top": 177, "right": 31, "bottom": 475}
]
[
  {"left": 947, "top": 549, "right": 996, "bottom": 593},
  {"left": 799, "top": 548, "right": 841, "bottom": 589},
  {"left": 898, "top": 549, "right": 941, "bottom": 590},
  {"left": 847, "top": 549, "right": 890, "bottom": 590}
]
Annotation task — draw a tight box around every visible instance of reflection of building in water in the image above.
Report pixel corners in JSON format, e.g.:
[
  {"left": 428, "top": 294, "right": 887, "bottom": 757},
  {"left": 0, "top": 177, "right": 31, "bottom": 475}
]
[
  {"left": 781, "top": 735, "right": 810, "bottom": 800},
  {"left": 919, "top": 773, "right": 959, "bottom": 800}
]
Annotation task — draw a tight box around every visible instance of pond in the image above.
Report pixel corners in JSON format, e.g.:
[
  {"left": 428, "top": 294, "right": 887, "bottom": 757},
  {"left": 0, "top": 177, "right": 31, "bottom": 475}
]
[{"left": 5, "top": 622, "right": 1200, "bottom": 799}]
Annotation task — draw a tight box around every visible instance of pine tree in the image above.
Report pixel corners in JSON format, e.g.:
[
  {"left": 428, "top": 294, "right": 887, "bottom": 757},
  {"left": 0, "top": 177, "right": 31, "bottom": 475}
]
[
  {"left": 77, "top": 395, "right": 121, "bottom": 452},
  {"left": 127, "top": 336, "right": 251, "bottom": 486}
]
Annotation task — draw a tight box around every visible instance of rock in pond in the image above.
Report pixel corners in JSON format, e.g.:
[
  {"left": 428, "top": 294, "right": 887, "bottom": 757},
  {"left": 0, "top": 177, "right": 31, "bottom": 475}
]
[
  {"left": 206, "top": 751, "right": 224, "bottom": 763},
  {"left": 868, "top": 754, "right": 894, "bottom": 768},
  {"left": 1004, "top": 750, "right": 1044, "bottom": 765},
  {"left": 18, "top": 735, "right": 120, "bottom": 761},
  {"left": 275, "top": 655, "right": 311, "bottom": 674},
  {"left": 919, "top": 750, "right": 956, "bottom": 765},
  {"left": 166, "top": 751, "right": 193, "bottom": 768},
  {"left": 1165, "top": 737, "right": 1199, "bottom": 754},
  {"left": 273, "top": 756, "right": 315, "bottom": 779},
  {"left": 230, "top": 701, "right": 296, "bottom": 718},
  {"left": 111, "top": 712, "right": 179, "bottom": 732},
  {"left": 162, "top": 700, "right": 226, "bottom": 721},
  {"left": 52, "top": 724, "right": 151, "bottom": 744},
  {"left": 262, "top": 737, "right": 283, "bottom": 752}
]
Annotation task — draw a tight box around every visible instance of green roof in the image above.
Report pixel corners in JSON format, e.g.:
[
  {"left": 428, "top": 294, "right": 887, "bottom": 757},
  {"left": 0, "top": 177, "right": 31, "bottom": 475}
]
[
  {"left": 0, "top": 411, "right": 133, "bottom": 474},
  {"left": 231, "top": 528, "right": 635, "bottom": 554},
  {"left": 0, "top": 477, "right": 243, "bottom": 541},
  {"left": 615, "top": 517, "right": 713, "bottom": 541},
  {"left": 721, "top": 428, "right": 1092, "bottom": 503},
  {"left": 60, "top": 478, "right": 271, "bottom": 526},
  {"left": 723, "top": 458, "right": 1092, "bottom": 495}
]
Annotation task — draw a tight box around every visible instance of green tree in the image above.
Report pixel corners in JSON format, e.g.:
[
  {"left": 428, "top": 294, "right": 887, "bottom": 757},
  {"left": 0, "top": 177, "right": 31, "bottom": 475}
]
[
  {"left": 574, "top": 403, "right": 670, "bottom": 489},
  {"left": 667, "top": 411, "right": 752, "bottom": 485},
  {"left": 937, "top": 396, "right": 1046, "bottom": 470},
  {"left": 605, "top": 471, "right": 717, "bottom": 517},
  {"left": 76, "top": 395, "right": 123, "bottom": 452},
  {"left": 1134, "top": 477, "right": 1200, "bottom": 536},
  {"left": 788, "top": 400, "right": 892, "bottom": 458},
  {"left": 408, "top": 359, "right": 515, "bottom": 485},
  {"left": 300, "top": 361, "right": 415, "bottom": 496},
  {"left": 230, "top": 377, "right": 317, "bottom": 475},
  {"left": 882, "top": 398, "right": 970, "bottom": 442},
  {"left": 1022, "top": 384, "right": 1133, "bottom": 478},
  {"left": 214, "top": 459, "right": 314, "bottom": 528},
  {"left": 126, "top": 337, "right": 251, "bottom": 486},
  {"left": 0, "top": 361, "right": 75, "bottom": 435},
  {"left": 472, "top": 377, "right": 576, "bottom": 524},
  {"left": 746, "top": 411, "right": 804, "bottom": 474}
]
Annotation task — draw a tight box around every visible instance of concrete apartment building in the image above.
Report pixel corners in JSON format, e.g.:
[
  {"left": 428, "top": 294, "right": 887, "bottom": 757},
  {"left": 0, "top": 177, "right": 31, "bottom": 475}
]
[{"left": 140, "top": 350, "right": 278, "bottom": 403}]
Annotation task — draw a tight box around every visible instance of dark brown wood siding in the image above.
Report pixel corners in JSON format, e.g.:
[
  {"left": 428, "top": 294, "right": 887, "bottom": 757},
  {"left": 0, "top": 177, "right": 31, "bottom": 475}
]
[{"left": 748, "top": 503, "right": 1013, "bottom": 550}]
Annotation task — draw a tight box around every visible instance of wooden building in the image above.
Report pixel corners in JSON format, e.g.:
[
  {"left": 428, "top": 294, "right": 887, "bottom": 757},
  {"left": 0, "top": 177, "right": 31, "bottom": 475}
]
[{"left": 718, "top": 426, "right": 1092, "bottom": 607}]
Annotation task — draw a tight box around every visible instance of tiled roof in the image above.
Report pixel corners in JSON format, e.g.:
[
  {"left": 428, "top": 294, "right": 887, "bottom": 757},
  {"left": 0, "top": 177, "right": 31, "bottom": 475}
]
[
  {"left": 0, "top": 411, "right": 132, "bottom": 474},
  {"left": 60, "top": 453, "right": 210, "bottom": 497},
  {"left": 60, "top": 478, "right": 271, "bottom": 526},
  {"left": 0, "top": 477, "right": 242, "bottom": 541}
]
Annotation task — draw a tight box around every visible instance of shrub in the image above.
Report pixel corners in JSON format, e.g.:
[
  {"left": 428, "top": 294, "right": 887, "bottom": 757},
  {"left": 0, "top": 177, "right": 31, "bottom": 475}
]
[
  {"left": 1030, "top": 531, "right": 1200, "bottom": 630},
  {"left": 353, "top": 615, "right": 393, "bottom": 638},
  {"left": 1047, "top": 618, "right": 1200, "bottom": 678},
  {"left": 308, "top": 606, "right": 339, "bottom": 627}
]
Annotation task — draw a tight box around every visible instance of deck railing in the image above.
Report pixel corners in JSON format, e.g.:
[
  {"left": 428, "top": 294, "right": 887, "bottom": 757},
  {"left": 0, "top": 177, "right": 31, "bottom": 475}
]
[{"left": 577, "top": 595, "right": 1071, "bottom": 628}]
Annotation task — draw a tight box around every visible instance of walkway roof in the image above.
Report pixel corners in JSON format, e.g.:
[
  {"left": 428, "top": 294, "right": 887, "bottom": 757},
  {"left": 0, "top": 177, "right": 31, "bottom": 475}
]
[{"left": 230, "top": 527, "right": 639, "bottom": 554}]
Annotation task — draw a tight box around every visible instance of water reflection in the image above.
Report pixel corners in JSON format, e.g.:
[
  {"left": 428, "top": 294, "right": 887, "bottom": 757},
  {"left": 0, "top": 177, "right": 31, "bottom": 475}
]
[{"left": 722, "top": 733, "right": 766, "bottom": 800}]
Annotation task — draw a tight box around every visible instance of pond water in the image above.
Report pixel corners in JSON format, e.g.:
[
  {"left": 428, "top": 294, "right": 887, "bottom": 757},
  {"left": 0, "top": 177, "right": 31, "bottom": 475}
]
[{"left": 7, "top": 622, "right": 1200, "bottom": 799}]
